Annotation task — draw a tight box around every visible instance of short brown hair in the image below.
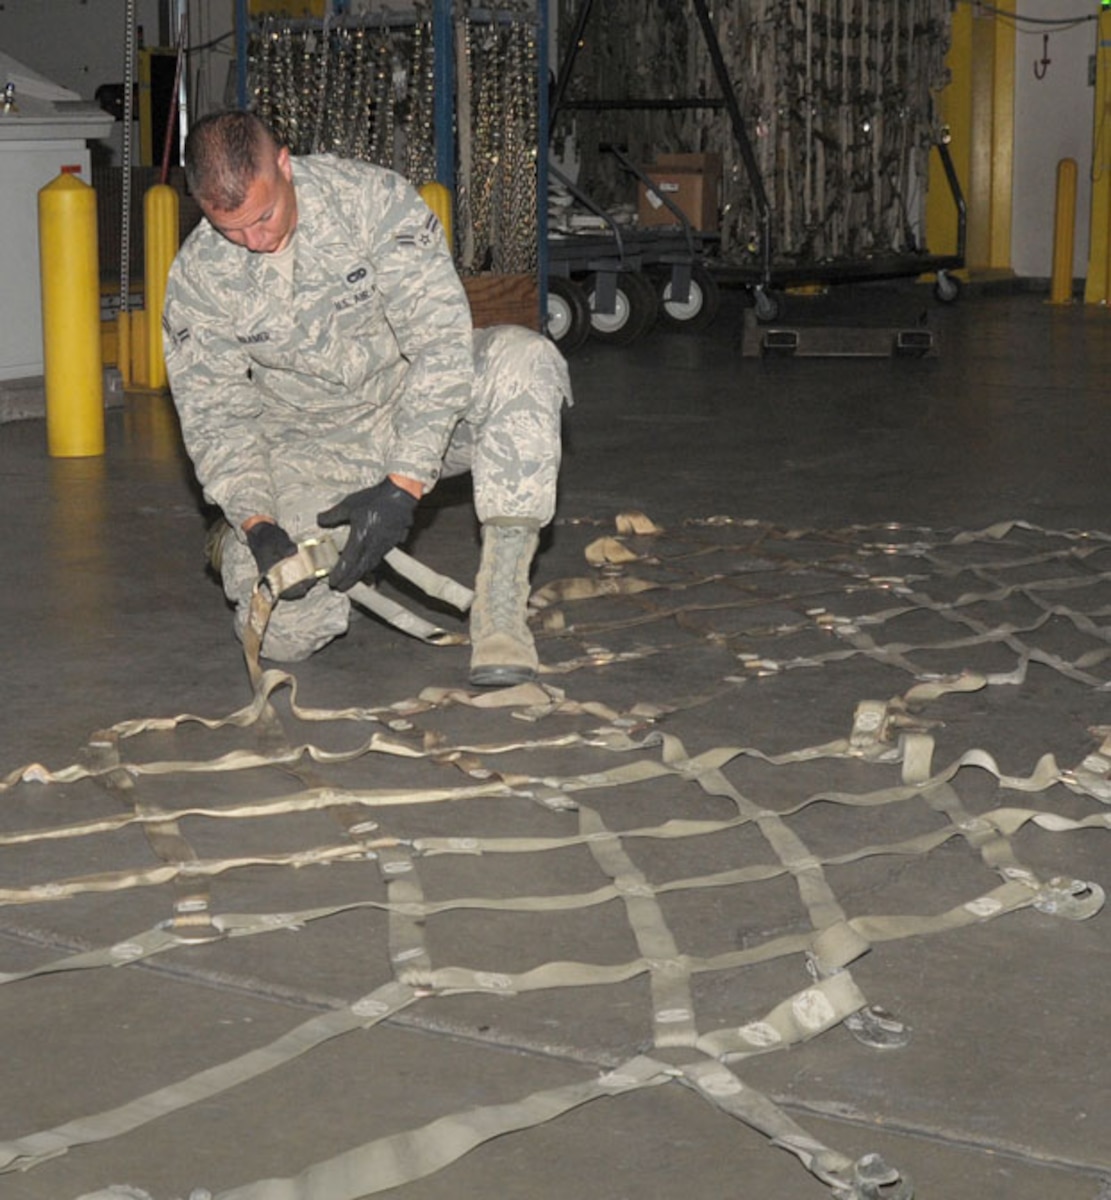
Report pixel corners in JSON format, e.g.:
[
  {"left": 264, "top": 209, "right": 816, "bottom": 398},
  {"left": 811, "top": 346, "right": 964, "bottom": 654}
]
[{"left": 184, "top": 110, "right": 281, "bottom": 210}]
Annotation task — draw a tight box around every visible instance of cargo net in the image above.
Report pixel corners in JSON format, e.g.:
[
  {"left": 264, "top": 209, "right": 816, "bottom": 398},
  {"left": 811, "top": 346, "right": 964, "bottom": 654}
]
[
  {"left": 3, "top": 515, "right": 1111, "bottom": 1200},
  {"left": 554, "top": 0, "right": 951, "bottom": 265}
]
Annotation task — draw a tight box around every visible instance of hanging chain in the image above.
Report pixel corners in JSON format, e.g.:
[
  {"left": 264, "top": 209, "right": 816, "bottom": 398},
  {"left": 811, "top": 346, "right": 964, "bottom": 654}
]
[
  {"left": 553, "top": 0, "right": 950, "bottom": 265},
  {"left": 403, "top": 16, "right": 437, "bottom": 186},
  {"left": 247, "top": 3, "right": 540, "bottom": 274},
  {"left": 120, "top": 0, "right": 137, "bottom": 314},
  {"left": 464, "top": 10, "right": 538, "bottom": 274}
]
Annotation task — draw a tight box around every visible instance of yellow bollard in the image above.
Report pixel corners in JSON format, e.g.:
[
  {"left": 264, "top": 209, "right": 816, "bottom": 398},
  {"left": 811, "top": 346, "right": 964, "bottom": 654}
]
[
  {"left": 419, "top": 181, "right": 453, "bottom": 247},
  {"left": 1086, "top": 6, "right": 1111, "bottom": 303},
  {"left": 143, "top": 183, "right": 179, "bottom": 389},
  {"left": 1049, "top": 158, "right": 1078, "bottom": 305},
  {"left": 38, "top": 172, "right": 105, "bottom": 458}
]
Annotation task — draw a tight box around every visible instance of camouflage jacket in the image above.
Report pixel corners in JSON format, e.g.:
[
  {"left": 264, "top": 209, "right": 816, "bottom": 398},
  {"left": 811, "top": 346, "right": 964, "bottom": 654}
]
[{"left": 162, "top": 155, "right": 473, "bottom": 529}]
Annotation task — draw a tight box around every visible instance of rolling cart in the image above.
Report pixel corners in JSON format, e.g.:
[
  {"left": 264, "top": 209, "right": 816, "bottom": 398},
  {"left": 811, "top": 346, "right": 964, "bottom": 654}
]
[{"left": 547, "top": 145, "right": 723, "bottom": 352}]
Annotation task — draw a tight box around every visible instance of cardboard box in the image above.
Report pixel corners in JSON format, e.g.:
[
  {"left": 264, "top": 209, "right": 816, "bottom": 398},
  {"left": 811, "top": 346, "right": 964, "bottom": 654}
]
[
  {"left": 656, "top": 152, "right": 722, "bottom": 174},
  {"left": 637, "top": 153, "right": 721, "bottom": 232}
]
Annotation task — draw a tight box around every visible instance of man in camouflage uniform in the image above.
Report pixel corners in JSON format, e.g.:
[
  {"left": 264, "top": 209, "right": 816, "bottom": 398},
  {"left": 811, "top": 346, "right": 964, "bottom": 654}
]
[{"left": 163, "top": 110, "right": 570, "bottom": 685}]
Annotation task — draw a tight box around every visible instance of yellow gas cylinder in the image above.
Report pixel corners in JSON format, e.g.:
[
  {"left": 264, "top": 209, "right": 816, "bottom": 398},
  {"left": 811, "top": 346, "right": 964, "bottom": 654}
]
[
  {"left": 38, "top": 171, "right": 105, "bottom": 457},
  {"left": 143, "top": 183, "right": 179, "bottom": 389}
]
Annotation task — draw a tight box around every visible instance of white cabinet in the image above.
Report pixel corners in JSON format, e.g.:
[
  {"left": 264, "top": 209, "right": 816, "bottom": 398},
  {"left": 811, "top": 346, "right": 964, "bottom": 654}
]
[{"left": 0, "top": 99, "right": 112, "bottom": 381}]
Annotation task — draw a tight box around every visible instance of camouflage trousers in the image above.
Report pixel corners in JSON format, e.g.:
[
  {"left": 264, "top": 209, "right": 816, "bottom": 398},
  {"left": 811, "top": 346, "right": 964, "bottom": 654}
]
[{"left": 217, "top": 324, "right": 570, "bottom": 662}]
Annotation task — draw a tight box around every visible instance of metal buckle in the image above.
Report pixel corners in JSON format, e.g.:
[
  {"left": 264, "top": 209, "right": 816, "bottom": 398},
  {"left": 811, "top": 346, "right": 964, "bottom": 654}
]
[{"left": 260, "top": 536, "right": 340, "bottom": 600}]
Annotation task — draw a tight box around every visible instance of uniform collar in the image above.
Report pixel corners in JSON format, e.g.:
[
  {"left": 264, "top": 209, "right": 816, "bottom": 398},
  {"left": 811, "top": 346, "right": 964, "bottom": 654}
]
[{"left": 287, "top": 156, "right": 350, "bottom": 253}]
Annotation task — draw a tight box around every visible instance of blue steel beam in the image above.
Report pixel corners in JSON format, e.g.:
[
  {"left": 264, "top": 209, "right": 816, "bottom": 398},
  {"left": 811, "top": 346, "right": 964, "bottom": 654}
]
[{"left": 433, "top": 0, "right": 455, "bottom": 187}]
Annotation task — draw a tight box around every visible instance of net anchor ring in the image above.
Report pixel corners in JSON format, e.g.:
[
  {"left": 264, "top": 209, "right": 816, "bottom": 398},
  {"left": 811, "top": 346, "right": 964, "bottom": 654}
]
[
  {"left": 1032, "top": 876, "right": 1106, "bottom": 921},
  {"left": 832, "top": 1153, "right": 914, "bottom": 1200},
  {"left": 842, "top": 1005, "right": 912, "bottom": 1051}
]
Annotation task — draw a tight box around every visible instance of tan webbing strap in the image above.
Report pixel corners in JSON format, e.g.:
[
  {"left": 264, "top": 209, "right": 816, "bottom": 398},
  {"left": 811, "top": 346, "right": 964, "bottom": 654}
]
[
  {"left": 0, "top": 981, "right": 417, "bottom": 1174},
  {"left": 214, "top": 1056, "right": 675, "bottom": 1200},
  {"left": 979, "top": 806, "right": 1111, "bottom": 837},
  {"left": 87, "top": 730, "right": 220, "bottom": 942},
  {"left": 0, "top": 782, "right": 513, "bottom": 849},
  {"left": 1063, "top": 725, "right": 1111, "bottom": 803},
  {"left": 0, "top": 926, "right": 181, "bottom": 986},
  {"left": 3, "top": 725, "right": 607, "bottom": 796},
  {"left": 377, "top": 843, "right": 433, "bottom": 981},
  {"left": 679, "top": 1057, "right": 861, "bottom": 1189},
  {"left": 242, "top": 579, "right": 274, "bottom": 689},
  {"left": 248, "top": 537, "right": 474, "bottom": 672},
  {"left": 696, "top": 973, "right": 866, "bottom": 1062},
  {"left": 578, "top": 803, "right": 698, "bottom": 1048},
  {"left": 901, "top": 730, "right": 1104, "bottom": 916},
  {"left": 0, "top": 842, "right": 376, "bottom": 906},
  {"left": 654, "top": 731, "right": 856, "bottom": 948},
  {"left": 382, "top": 547, "right": 474, "bottom": 612},
  {"left": 348, "top": 580, "right": 467, "bottom": 645}
]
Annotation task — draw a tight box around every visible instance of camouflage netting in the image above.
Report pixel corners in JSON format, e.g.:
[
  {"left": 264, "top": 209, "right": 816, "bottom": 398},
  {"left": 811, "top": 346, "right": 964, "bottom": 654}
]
[{"left": 553, "top": 0, "right": 952, "bottom": 266}]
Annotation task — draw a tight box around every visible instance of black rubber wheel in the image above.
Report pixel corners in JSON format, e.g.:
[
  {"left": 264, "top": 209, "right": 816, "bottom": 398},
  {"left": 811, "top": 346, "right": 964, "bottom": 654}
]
[
  {"left": 752, "top": 286, "right": 782, "bottom": 324},
  {"left": 934, "top": 270, "right": 961, "bottom": 304},
  {"left": 546, "top": 276, "right": 591, "bottom": 353},
  {"left": 586, "top": 271, "right": 659, "bottom": 345},
  {"left": 657, "top": 263, "right": 722, "bottom": 332}
]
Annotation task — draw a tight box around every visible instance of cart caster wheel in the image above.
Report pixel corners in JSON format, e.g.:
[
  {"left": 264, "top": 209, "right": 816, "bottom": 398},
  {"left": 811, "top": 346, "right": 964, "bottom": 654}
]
[
  {"left": 934, "top": 270, "right": 961, "bottom": 304},
  {"left": 546, "top": 276, "right": 591, "bottom": 354},
  {"left": 658, "top": 263, "right": 721, "bottom": 332},
  {"left": 752, "top": 286, "right": 782, "bottom": 323},
  {"left": 586, "top": 271, "right": 659, "bottom": 345}
]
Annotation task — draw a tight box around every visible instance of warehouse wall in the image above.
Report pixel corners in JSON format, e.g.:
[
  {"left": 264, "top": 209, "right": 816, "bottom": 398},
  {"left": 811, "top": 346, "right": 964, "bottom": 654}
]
[
  {"left": 0, "top": 0, "right": 235, "bottom": 163},
  {"left": 0, "top": 0, "right": 163, "bottom": 100},
  {"left": 1011, "top": 2, "right": 1096, "bottom": 281}
]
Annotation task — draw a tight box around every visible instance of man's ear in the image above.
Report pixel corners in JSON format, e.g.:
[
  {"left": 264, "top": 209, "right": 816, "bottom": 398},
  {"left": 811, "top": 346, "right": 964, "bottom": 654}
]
[{"left": 277, "top": 145, "right": 293, "bottom": 180}]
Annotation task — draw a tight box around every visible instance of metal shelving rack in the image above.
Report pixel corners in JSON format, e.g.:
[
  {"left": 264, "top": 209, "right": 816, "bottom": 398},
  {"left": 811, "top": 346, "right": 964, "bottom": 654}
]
[
  {"left": 549, "top": 0, "right": 966, "bottom": 330},
  {"left": 234, "top": 0, "right": 549, "bottom": 329}
]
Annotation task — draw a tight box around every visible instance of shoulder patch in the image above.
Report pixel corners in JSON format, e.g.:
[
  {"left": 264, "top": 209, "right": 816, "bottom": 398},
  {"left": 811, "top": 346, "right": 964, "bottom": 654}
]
[
  {"left": 395, "top": 212, "right": 441, "bottom": 251},
  {"left": 163, "top": 313, "right": 191, "bottom": 350}
]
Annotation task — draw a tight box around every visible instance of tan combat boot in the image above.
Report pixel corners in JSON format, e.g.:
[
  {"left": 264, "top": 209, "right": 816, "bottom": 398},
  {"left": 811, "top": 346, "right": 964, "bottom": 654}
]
[
  {"left": 205, "top": 517, "right": 232, "bottom": 573},
  {"left": 468, "top": 519, "right": 541, "bottom": 687}
]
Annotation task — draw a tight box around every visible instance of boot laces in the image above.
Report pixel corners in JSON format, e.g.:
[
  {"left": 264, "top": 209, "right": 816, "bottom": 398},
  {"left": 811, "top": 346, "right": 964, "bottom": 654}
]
[{"left": 475, "top": 526, "right": 533, "bottom": 639}]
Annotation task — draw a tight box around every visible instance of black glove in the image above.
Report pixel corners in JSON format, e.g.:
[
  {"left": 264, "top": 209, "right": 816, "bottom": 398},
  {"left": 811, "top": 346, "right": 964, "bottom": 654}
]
[
  {"left": 245, "top": 521, "right": 315, "bottom": 600},
  {"left": 316, "top": 479, "right": 418, "bottom": 592}
]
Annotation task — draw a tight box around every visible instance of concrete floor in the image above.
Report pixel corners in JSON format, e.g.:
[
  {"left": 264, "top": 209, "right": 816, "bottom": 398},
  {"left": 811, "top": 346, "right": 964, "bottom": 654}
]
[{"left": 2, "top": 283, "right": 1111, "bottom": 1200}]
